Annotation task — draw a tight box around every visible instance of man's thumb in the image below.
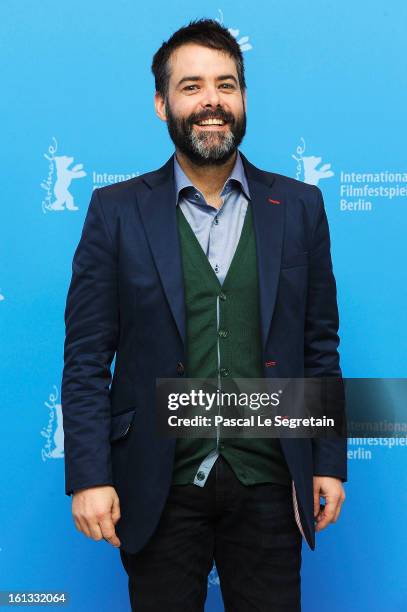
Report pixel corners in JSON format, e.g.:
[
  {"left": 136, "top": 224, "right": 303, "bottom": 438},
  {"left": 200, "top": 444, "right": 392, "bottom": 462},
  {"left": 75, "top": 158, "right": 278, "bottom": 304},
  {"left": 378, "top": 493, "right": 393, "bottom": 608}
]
[
  {"left": 313, "top": 488, "right": 321, "bottom": 518},
  {"left": 111, "top": 494, "right": 121, "bottom": 524}
]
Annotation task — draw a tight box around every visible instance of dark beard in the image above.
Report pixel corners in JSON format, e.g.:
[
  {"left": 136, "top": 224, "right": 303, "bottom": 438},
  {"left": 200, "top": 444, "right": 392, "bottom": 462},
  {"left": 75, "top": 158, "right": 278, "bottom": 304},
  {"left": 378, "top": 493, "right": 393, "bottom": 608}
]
[{"left": 164, "top": 101, "right": 246, "bottom": 167}]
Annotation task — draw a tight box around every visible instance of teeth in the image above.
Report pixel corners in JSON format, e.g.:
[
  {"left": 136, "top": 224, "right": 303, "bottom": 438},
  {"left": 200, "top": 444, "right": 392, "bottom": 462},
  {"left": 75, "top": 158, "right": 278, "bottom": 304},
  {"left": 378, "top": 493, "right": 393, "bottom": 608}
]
[{"left": 197, "top": 119, "right": 225, "bottom": 126}]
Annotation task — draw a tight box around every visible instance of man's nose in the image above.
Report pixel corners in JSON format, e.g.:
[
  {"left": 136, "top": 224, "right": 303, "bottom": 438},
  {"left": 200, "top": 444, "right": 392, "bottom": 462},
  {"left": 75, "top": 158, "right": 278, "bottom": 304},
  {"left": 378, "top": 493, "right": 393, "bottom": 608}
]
[{"left": 201, "top": 85, "right": 222, "bottom": 108}]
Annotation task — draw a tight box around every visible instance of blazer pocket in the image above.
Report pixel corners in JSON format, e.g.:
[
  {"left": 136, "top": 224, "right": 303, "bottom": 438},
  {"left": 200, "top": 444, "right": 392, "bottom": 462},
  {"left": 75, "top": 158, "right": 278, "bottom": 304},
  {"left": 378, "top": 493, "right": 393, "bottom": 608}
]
[
  {"left": 110, "top": 408, "right": 137, "bottom": 442},
  {"left": 281, "top": 250, "right": 309, "bottom": 269}
]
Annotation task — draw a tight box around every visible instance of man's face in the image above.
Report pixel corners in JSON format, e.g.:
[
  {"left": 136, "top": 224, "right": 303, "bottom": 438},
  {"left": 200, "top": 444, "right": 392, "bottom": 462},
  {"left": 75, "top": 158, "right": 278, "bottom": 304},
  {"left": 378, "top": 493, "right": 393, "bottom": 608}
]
[{"left": 155, "top": 43, "right": 247, "bottom": 166}]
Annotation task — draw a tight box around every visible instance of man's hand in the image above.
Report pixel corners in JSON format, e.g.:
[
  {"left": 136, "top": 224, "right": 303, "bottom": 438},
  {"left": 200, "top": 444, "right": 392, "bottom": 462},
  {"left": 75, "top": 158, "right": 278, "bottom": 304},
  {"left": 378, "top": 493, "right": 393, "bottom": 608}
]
[
  {"left": 313, "top": 476, "right": 345, "bottom": 532},
  {"left": 72, "top": 485, "right": 121, "bottom": 547}
]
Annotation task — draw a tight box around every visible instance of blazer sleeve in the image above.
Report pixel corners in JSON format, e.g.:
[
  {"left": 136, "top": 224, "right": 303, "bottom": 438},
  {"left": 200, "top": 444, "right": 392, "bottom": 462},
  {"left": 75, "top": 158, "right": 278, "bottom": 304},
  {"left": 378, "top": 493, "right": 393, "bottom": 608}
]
[
  {"left": 61, "top": 188, "right": 119, "bottom": 495},
  {"left": 305, "top": 186, "right": 348, "bottom": 482}
]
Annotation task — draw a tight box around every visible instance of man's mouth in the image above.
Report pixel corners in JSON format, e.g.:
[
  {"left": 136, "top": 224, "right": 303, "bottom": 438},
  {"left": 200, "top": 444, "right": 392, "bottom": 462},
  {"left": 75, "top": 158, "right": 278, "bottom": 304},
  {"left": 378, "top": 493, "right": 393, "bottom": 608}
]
[{"left": 193, "top": 118, "right": 229, "bottom": 129}]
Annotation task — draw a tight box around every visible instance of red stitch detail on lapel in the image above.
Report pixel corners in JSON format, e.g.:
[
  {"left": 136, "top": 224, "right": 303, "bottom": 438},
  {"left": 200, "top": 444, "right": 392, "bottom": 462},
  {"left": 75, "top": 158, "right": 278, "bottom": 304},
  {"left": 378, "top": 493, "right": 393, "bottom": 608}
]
[
  {"left": 265, "top": 360, "right": 277, "bottom": 367},
  {"left": 268, "top": 198, "right": 281, "bottom": 204}
]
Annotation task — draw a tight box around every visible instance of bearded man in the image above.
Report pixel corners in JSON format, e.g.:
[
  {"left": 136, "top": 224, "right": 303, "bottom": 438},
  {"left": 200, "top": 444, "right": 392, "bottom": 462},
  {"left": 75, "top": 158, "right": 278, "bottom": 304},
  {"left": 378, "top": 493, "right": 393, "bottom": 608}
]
[{"left": 62, "top": 18, "right": 347, "bottom": 612}]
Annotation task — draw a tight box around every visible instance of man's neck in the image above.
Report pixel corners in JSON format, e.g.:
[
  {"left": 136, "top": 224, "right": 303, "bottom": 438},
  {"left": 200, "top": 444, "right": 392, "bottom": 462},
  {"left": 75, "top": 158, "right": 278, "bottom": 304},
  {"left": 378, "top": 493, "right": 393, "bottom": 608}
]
[{"left": 175, "top": 148, "right": 237, "bottom": 205}]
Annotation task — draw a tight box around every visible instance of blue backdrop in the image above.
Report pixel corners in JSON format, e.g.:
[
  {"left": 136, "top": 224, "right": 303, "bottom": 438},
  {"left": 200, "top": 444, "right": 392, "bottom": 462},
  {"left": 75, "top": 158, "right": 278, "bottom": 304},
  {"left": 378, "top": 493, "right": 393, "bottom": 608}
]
[{"left": 1, "top": 1, "right": 406, "bottom": 610}]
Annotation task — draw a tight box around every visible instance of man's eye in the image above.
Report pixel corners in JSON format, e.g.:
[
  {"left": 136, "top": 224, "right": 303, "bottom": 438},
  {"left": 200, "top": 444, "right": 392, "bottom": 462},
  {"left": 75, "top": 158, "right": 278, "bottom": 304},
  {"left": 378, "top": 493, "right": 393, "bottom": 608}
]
[{"left": 183, "top": 83, "right": 234, "bottom": 91}]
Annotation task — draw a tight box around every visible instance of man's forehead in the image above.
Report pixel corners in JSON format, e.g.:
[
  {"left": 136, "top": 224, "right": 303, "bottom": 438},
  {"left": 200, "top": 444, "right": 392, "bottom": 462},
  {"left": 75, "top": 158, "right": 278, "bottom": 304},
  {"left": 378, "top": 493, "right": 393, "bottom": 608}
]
[{"left": 169, "top": 44, "right": 237, "bottom": 81}]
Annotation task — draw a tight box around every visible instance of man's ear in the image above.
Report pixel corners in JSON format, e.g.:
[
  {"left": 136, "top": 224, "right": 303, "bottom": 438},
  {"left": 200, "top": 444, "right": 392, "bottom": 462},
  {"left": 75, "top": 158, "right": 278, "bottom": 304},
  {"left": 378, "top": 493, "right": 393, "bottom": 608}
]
[
  {"left": 242, "top": 88, "right": 247, "bottom": 113},
  {"left": 154, "top": 92, "right": 167, "bottom": 122}
]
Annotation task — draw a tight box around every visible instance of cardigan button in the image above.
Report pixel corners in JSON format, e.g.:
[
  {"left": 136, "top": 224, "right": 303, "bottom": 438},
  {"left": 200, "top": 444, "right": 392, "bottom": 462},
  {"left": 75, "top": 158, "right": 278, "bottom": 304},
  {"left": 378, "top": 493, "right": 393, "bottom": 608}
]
[
  {"left": 219, "top": 292, "right": 226, "bottom": 301},
  {"left": 176, "top": 362, "right": 185, "bottom": 375}
]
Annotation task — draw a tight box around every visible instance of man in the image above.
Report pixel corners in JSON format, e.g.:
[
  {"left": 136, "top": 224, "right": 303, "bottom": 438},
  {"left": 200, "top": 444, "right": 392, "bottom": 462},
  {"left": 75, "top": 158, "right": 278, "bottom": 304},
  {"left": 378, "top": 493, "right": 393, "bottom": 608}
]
[{"left": 62, "top": 18, "right": 347, "bottom": 612}]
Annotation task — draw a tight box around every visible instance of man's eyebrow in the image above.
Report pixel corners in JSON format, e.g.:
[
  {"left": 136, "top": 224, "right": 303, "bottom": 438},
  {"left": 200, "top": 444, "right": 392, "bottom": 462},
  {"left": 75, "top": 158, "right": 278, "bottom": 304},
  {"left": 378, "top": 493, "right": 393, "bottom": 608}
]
[{"left": 176, "top": 74, "right": 238, "bottom": 87}]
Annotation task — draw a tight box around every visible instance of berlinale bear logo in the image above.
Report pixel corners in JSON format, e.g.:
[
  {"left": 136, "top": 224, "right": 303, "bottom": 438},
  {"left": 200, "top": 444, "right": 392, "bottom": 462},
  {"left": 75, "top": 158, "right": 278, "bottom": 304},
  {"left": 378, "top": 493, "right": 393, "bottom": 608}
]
[{"left": 41, "top": 137, "right": 87, "bottom": 213}]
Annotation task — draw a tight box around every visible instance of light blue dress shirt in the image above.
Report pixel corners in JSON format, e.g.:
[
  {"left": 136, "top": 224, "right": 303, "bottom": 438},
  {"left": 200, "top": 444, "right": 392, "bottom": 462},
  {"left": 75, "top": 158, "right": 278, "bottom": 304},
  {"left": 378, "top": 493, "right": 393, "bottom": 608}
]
[
  {"left": 173, "top": 149, "right": 252, "bottom": 486},
  {"left": 174, "top": 149, "right": 251, "bottom": 284}
]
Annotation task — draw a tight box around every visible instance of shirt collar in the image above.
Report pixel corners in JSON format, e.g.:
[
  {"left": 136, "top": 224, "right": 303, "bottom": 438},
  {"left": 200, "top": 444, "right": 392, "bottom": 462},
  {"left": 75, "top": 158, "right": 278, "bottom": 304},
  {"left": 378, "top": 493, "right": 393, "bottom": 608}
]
[{"left": 173, "top": 149, "right": 251, "bottom": 205}]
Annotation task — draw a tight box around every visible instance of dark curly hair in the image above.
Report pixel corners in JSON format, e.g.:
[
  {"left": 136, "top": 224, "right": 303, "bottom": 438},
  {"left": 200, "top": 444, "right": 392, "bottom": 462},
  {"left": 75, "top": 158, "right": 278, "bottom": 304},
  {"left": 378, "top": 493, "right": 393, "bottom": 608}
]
[{"left": 151, "top": 18, "right": 246, "bottom": 101}]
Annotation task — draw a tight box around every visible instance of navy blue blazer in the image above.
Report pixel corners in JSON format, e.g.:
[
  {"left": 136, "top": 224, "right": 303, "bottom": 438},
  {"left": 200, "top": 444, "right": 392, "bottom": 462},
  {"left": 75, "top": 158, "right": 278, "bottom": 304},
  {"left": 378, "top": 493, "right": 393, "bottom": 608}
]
[{"left": 61, "top": 150, "right": 347, "bottom": 553}]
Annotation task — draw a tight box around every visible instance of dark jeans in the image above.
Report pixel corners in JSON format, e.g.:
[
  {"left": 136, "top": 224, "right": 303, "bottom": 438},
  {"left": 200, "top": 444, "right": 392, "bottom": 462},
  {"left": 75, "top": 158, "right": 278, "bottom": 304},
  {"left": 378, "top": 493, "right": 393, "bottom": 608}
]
[{"left": 120, "top": 454, "right": 302, "bottom": 611}]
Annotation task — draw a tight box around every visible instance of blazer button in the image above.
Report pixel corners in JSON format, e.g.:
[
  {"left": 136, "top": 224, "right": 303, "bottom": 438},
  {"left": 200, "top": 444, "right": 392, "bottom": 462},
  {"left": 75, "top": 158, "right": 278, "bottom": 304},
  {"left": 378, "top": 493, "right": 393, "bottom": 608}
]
[{"left": 176, "top": 362, "right": 185, "bottom": 375}]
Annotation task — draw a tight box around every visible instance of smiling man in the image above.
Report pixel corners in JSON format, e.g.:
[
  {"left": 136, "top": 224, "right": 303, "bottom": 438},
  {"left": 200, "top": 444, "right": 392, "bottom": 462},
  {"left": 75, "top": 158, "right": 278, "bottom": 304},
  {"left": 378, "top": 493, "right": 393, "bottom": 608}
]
[{"left": 62, "top": 18, "right": 347, "bottom": 612}]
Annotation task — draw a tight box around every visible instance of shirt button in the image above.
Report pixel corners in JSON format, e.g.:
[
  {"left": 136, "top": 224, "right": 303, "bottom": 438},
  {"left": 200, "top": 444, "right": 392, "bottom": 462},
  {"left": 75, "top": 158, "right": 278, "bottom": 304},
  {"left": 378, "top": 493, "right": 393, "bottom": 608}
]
[
  {"left": 196, "top": 471, "right": 206, "bottom": 481},
  {"left": 214, "top": 217, "right": 219, "bottom": 225},
  {"left": 219, "top": 367, "right": 229, "bottom": 377},
  {"left": 219, "top": 292, "right": 226, "bottom": 301},
  {"left": 214, "top": 264, "right": 219, "bottom": 273},
  {"left": 194, "top": 193, "right": 200, "bottom": 200},
  {"left": 218, "top": 328, "right": 229, "bottom": 338}
]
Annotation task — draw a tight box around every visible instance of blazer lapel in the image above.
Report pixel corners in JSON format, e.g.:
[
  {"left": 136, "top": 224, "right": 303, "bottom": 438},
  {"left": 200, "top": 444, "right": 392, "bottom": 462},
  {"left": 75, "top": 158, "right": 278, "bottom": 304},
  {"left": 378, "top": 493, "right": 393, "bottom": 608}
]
[
  {"left": 136, "top": 151, "right": 285, "bottom": 353},
  {"left": 137, "top": 155, "right": 187, "bottom": 346},
  {"left": 239, "top": 152, "right": 285, "bottom": 351}
]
